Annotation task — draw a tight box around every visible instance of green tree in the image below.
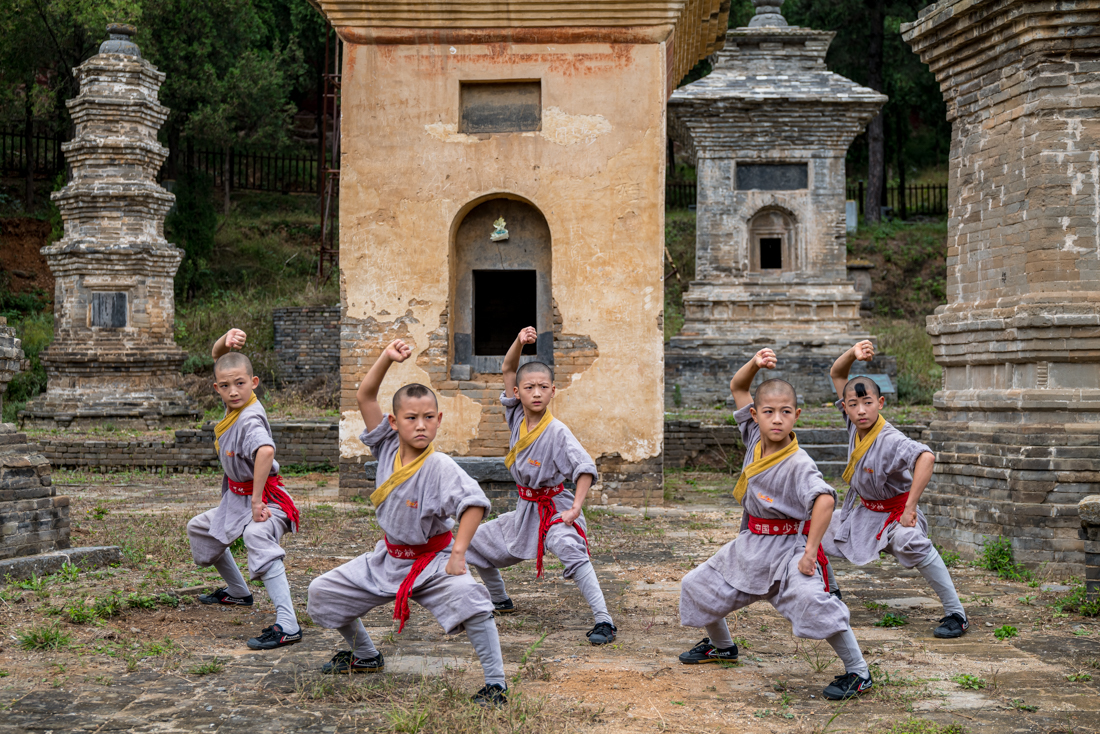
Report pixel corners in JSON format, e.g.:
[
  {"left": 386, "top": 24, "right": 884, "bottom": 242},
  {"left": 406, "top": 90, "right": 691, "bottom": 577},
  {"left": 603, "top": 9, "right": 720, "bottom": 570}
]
[{"left": 165, "top": 168, "right": 216, "bottom": 299}]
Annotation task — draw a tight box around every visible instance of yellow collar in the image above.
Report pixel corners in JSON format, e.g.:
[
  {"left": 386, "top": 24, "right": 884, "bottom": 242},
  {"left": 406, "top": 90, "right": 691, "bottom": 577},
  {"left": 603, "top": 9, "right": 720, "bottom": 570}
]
[
  {"left": 371, "top": 442, "right": 435, "bottom": 507},
  {"left": 504, "top": 410, "right": 554, "bottom": 468},
  {"left": 214, "top": 393, "right": 257, "bottom": 456},
  {"left": 842, "top": 414, "right": 886, "bottom": 483},
  {"left": 732, "top": 433, "right": 799, "bottom": 504}
]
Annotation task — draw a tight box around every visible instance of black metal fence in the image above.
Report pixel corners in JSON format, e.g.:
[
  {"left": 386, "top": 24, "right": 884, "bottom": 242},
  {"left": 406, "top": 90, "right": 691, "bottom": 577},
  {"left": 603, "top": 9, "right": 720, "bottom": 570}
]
[
  {"left": 0, "top": 127, "right": 320, "bottom": 194},
  {"left": 666, "top": 180, "right": 950, "bottom": 217}
]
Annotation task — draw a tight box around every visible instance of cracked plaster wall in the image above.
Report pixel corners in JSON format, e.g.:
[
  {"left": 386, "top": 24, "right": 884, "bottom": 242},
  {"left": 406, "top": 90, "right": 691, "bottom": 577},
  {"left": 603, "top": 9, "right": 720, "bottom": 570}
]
[{"left": 337, "top": 39, "right": 666, "bottom": 467}]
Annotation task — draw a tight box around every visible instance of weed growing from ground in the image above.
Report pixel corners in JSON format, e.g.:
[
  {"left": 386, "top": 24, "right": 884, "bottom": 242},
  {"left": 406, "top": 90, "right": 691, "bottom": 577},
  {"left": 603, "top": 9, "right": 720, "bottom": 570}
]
[
  {"left": 1008, "top": 698, "right": 1038, "bottom": 712},
  {"left": 950, "top": 674, "right": 986, "bottom": 690},
  {"left": 976, "top": 537, "right": 1032, "bottom": 583},
  {"left": 864, "top": 601, "right": 889, "bottom": 611},
  {"left": 883, "top": 719, "right": 969, "bottom": 734},
  {"left": 18, "top": 623, "right": 71, "bottom": 651},
  {"left": 875, "top": 612, "right": 909, "bottom": 628},
  {"left": 1051, "top": 584, "right": 1100, "bottom": 617},
  {"left": 1065, "top": 672, "right": 1093, "bottom": 683},
  {"left": 188, "top": 657, "right": 225, "bottom": 676},
  {"left": 993, "top": 625, "right": 1018, "bottom": 641}
]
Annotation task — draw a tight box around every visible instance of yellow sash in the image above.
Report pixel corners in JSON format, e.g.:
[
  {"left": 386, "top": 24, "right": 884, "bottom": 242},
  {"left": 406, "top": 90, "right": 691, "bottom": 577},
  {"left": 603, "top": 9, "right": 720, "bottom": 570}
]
[
  {"left": 371, "top": 443, "right": 435, "bottom": 507},
  {"left": 213, "top": 393, "right": 258, "bottom": 457},
  {"left": 841, "top": 414, "right": 886, "bottom": 484},
  {"left": 732, "top": 433, "right": 800, "bottom": 504},
  {"left": 504, "top": 411, "right": 554, "bottom": 469}
]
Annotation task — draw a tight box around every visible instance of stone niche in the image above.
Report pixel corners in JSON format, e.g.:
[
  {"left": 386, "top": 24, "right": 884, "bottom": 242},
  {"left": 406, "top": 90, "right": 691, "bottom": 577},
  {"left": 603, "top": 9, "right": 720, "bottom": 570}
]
[
  {"left": 22, "top": 25, "right": 198, "bottom": 429},
  {"left": 903, "top": 0, "right": 1100, "bottom": 573},
  {"left": 666, "top": 2, "right": 892, "bottom": 407},
  {"left": 307, "top": 0, "right": 729, "bottom": 506}
]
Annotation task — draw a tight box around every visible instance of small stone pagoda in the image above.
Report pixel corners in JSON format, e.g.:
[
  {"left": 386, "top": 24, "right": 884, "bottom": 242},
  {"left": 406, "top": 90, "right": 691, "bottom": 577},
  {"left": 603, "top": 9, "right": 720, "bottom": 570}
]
[
  {"left": 0, "top": 320, "right": 64, "bottom": 560},
  {"left": 666, "top": 0, "right": 888, "bottom": 406},
  {"left": 23, "top": 25, "right": 198, "bottom": 429}
]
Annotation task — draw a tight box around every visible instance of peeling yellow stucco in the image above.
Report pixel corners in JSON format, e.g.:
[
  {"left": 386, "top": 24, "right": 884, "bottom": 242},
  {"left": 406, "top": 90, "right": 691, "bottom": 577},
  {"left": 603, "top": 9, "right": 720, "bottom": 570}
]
[{"left": 338, "top": 40, "right": 666, "bottom": 466}]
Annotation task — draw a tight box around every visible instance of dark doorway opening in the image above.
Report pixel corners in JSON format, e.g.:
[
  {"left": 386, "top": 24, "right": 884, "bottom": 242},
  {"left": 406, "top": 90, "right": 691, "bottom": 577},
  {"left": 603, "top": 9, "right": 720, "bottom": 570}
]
[
  {"left": 760, "top": 238, "right": 783, "bottom": 270},
  {"left": 473, "top": 270, "right": 538, "bottom": 356}
]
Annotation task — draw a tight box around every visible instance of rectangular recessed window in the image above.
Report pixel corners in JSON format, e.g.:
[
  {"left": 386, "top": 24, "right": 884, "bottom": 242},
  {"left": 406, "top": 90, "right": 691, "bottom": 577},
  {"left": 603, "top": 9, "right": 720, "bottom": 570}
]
[
  {"left": 459, "top": 81, "right": 541, "bottom": 134},
  {"left": 473, "top": 270, "right": 537, "bottom": 356},
  {"left": 736, "top": 163, "right": 808, "bottom": 190},
  {"left": 91, "top": 292, "right": 127, "bottom": 328},
  {"left": 759, "top": 238, "right": 783, "bottom": 270}
]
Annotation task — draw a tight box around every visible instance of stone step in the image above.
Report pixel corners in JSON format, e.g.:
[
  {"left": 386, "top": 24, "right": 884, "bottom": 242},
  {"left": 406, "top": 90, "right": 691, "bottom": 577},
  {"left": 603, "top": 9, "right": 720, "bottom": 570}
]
[
  {"left": 813, "top": 460, "right": 847, "bottom": 478},
  {"left": 794, "top": 428, "right": 849, "bottom": 443},
  {"left": 799, "top": 444, "right": 849, "bottom": 462}
]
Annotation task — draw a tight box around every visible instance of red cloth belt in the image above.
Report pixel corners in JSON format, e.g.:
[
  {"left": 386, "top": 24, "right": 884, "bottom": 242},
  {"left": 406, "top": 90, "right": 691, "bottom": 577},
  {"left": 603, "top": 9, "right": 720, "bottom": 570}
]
[
  {"left": 860, "top": 491, "right": 911, "bottom": 540},
  {"left": 746, "top": 513, "right": 830, "bottom": 593},
  {"left": 517, "top": 484, "right": 589, "bottom": 578},
  {"left": 385, "top": 530, "right": 453, "bottom": 633},
  {"left": 227, "top": 474, "right": 300, "bottom": 533}
]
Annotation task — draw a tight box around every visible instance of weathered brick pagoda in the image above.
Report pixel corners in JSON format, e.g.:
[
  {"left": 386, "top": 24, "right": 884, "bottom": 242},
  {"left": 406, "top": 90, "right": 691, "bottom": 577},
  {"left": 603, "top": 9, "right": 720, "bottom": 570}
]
[
  {"left": 666, "top": 0, "right": 888, "bottom": 407},
  {"left": 22, "top": 24, "right": 198, "bottom": 429},
  {"left": 307, "top": 0, "right": 729, "bottom": 505},
  {"left": 903, "top": 0, "right": 1100, "bottom": 573}
]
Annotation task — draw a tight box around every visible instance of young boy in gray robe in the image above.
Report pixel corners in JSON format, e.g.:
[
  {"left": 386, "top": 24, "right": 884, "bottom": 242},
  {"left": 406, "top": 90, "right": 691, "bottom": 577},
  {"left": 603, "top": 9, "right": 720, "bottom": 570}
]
[
  {"left": 306, "top": 339, "right": 508, "bottom": 707},
  {"left": 188, "top": 328, "right": 303, "bottom": 650},
  {"left": 678, "top": 348, "right": 873, "bottom": 701},
  {"left": 465, "top": 326, "right": 616, "bottom": 645},
  {"left": 821, "top": 340, "right": 968, "bottom": 638}
]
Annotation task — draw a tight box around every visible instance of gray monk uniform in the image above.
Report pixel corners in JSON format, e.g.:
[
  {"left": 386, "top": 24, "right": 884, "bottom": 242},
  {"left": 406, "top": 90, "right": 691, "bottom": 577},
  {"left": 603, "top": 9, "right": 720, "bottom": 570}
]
[
  {"left": 821, "top": 404, "right": 935, "bottom": 568},
  {"left": 307, "top": 419, "right": 494, "bottom": 634},
  {"left": 465, "top": 393, "right": 598, "bottom": 578},
  {"left": 187, "top": 400, "right": 291, "bottom": 579},
  {"left": 679, "top": 403, "right": 851, "bottom": 639}
]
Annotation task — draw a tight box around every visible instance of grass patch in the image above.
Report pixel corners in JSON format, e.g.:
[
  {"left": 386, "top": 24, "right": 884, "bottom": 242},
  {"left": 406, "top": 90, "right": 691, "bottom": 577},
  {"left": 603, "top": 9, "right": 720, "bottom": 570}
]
[
  {"left": 950, "top": 674, "right": 986, "bottom": 690},
  {"left": 663, "top": 210, "right": 695, "bottom": 343},
  {"left": 1051, "top": 584, "right": 1100, "bottom": 617},
  {"left": 976, "top": 536, "right": 1033, "bottom": 583},
  {"left": 189, "top": 657, "right": 226, "bottom": 676},
  {"left": 874, "top": 612, "right": 909, "bottom": 628},
  {"left": 882, "top": 719, "right": 969, "bottom": 734},
  {"left": 848, "top": 219, "right": 947, "bottom": 320},
  {"left": 866, "top": 317, "right": 941, "bottom": 405},
  {"left": 18, "top": 623, "right": 71, "bottom": 651}
]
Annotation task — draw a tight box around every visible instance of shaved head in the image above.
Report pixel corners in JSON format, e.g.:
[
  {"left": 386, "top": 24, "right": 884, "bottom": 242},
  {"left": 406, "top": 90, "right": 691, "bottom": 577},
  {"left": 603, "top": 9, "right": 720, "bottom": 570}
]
[
  {"left": 393, "top": 383, "right": 438, "bottom": 412},
  {"left": 844, "top": 375, "right": 882, "bottom": 400},
  {"left": 214, "top": 351, "right": 253, "bottom": 378},
  {"left": 754, "top": 378, "right": 797, "bottom": 406},
  {"left": 516, "top": 361, "right": 554, "bottom": 383}
]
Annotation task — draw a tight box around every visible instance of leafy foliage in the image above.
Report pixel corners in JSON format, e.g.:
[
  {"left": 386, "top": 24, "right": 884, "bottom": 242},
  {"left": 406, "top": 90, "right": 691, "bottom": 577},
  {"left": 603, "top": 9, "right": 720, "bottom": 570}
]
[
  {"left": 1052, "top": 585, "right": 1100, "bottom": 618},
  {"left": 976, "top": 536, "right": 1033, "bottom": 583},
  {"left": 166, "top": 169, "right": 217, "bottom": 299}
]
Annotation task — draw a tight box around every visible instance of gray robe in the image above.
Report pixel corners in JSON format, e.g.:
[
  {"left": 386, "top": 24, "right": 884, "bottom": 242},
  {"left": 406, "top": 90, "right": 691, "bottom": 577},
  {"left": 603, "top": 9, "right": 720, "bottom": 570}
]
[
  {"left": 821, "top": 403, "right": 935, "bottom": 568},
  {"left": 679, "top": 403, "right": 851, "bottom": 639},
  {"left": 465, "top": 393, "right": 598, "bottom": 578},
  {"left": 306, "top": 418, "right": 493, "bottom": 634},
  {"left": 187, "top": 400, "right": 290, "bottom": 579}
]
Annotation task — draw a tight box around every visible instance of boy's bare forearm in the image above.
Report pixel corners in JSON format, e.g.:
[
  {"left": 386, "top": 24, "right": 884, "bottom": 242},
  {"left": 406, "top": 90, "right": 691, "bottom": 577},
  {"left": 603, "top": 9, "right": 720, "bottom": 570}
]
[
  {"left": 502, "top": 335, "right": 523, "bottom": 393},
  {"left": 804, "top": 494, "right": 835, "bottom": 555},
  {"left": 906, "top": 452, "right": 935, "bottom": 509},
  {"left": 211, "top": 334, "right": 229, "bottom": 360},
  {"left": 357, "top": 353, "right": 394, "bottom": 432},
  {"left": 571, "top": 473, "right": 594, "bottom": 510},
  {"left": 252, "top": 446, "right": 275, "bottom": 504},
  {"left": 830, "top": 348, "right": 858, "bottom": 399},
  {"left": 451, "top": 506, "right": 485, "bottom": 554},
  {"left": 729, "top": 358, "right": 761, "bottom": 410}
]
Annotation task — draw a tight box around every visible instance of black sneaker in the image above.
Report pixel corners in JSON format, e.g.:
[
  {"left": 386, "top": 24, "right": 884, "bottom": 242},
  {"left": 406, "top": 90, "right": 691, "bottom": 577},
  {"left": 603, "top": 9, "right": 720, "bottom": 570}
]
[
  {"left": 823, "top": 672, "right": 873, "bottom": 700},
  {"left": 830, "top": 588, "right": 844, "bottom": 601},
  {"left": 678, "top": 637, "right": 738, "bottom": 664},
  {"left": 246, "top": 624, "right": 302, "bottom": 650},
  {"left": 321, "top": 650, "right": 385, "bottom": 674},
  {"left": 586, "top": 622, "right": 617, "bottom": 645},
  {"left": 933, "top": 613, "right": 969, "bottom": 639},
  {"left": 471, "top": 683, "right": 508, "bottom": 707},
  {"left": 492, "top": 598, "right": 516, "bottom": 615},
  {"left": 198, "top": 587, "right": 254, "bottom": 606}
]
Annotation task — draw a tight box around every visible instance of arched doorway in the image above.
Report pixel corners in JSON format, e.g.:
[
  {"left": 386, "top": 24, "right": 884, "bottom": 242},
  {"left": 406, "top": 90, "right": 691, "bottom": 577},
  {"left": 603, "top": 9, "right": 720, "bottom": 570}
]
[{"left": 451, "top": 197, "right": 553, "bottom": 377}]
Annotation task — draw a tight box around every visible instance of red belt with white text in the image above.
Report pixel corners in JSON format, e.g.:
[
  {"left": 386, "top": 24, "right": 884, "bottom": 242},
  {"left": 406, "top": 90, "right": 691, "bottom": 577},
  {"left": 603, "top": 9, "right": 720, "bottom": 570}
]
[
  {"left": 860, "top": 491, "right": 910, "bottom": 540},
  {"left": 385, "top": 530, "right": 453, "bottom": 633},
  {"left": 517, "top": 484, "right": 590, "bottom": 578},
  {"left": 227, "top": 474, "right": 299, "bottom": 532},
  {"left": 745, "top": 513, "right": 830, "bottom": 592}
]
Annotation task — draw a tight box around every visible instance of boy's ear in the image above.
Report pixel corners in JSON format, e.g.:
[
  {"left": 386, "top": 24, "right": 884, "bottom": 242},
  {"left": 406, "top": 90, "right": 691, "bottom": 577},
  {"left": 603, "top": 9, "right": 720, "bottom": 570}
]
[
  {"left": 388, "top": 413, "right": 398, "bottom": 430},
  {"left": 794, "top": 407, "right": 802, "bottom": 419},
  {"left": 878, "top": 396, "right": 886, "bottom": 409},
  {"left": 749, "top": 406, "right": 758, "bottom": 421},
  {"left": 436, "top": 411, "right": 443, "bottom": 426},
  {"left": 251, "top": 376, "right": 260, "bottom": 389}
]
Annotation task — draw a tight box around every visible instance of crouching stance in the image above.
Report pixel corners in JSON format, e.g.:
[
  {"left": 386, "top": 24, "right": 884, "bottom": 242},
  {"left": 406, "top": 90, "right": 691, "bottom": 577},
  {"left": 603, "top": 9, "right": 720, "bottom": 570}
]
[
  {"left": 307, "top": 340, "right": 507, "bottom": 707},
  {"left": 188, "top": 328, "right": 303, "bottom": 650},
  {"left": 678, "top": 349, "right": 873, "bottom": 701},
  {"left": 465, "top": 327, "right": 616, "bottom": 645},
  {"left": 822, "top": 341, "right": 968, "bottom": 639}
]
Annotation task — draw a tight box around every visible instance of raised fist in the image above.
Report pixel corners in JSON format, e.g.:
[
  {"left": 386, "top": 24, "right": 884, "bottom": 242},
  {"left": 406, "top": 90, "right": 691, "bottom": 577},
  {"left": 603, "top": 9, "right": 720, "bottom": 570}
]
[
  {"left": 385, "top": 339, "right": 413, "bottom": 363},
  {"left": 852, "top": 340, "right": 875, "bottom": 362},
  {"left": 517, "top": 326, "right": 537, "bottom": 346},
  {"left": 224, "top": 328, "right": 247, "bottom": 350},
  {"left": 755, "top": 348, "right": 777, "bottom": 370}
]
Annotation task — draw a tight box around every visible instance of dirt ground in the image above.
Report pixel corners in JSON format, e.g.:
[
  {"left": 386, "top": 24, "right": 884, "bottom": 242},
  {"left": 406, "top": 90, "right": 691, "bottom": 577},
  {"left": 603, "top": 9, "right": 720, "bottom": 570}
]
[
  {"left": 0, "top": 470, "right": 1097, "bottom": 734},
  {"left": 0, "top": 218, "right": 52, "bottom": 296}
]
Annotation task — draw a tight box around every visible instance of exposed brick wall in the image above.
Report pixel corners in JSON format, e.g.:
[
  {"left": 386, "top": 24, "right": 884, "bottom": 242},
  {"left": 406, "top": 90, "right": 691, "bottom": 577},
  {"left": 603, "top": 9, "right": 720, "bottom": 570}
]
[
  {"left": 0, "top": 425, "right": 67, "bottom": 560},
  {"left": 273, "top": 306, "right": 340, "bottom": 384},
  {"left": 36, "top": 421, "right": 339, "bottom": 473}
]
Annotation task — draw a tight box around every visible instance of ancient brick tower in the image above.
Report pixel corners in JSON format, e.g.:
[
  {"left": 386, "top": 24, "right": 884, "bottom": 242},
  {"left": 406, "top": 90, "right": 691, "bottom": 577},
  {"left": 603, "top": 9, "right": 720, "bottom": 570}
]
[
  {"left": 23, "top": 25, "right": 198, "bottom": 429},
  {"left": 666, "top": 0, "right": 888, "bottom": 406},
  {"left": 903, "top": 0, "right": 1100, "bottom": 573}
]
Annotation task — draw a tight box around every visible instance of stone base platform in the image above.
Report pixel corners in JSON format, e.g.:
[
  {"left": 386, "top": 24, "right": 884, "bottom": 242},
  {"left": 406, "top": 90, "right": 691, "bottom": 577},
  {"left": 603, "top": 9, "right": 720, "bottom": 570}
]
[
  {"left": 665, "top": 339, "right": 897, "bottom": 408},
  {"left": 0, "top": 545, "right": 122, "bottom": 582},
  {"left": 21, "top": 387, "right": 200, "bottom": 430}
]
